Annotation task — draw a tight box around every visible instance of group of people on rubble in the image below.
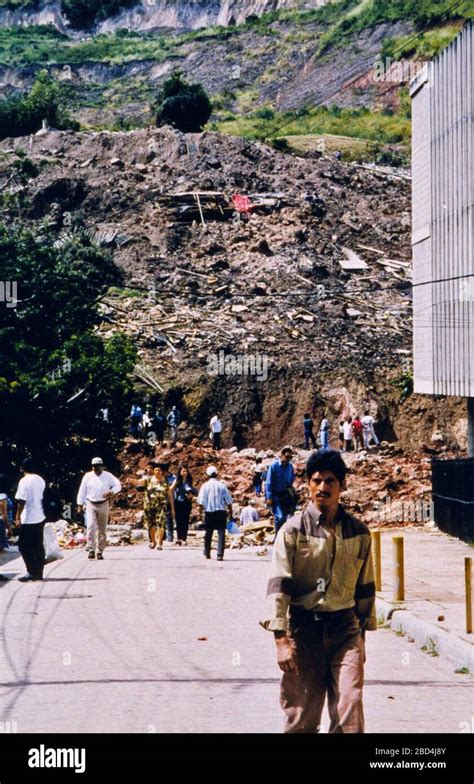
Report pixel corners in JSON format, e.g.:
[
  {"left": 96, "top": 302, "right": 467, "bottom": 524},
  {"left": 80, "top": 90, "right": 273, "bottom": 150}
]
[
  {"left": 130, "top": 403, "right": 225, "bottom": 451},
  {"left": 303, "top": 411, "right": 380, "bottom": 453}
]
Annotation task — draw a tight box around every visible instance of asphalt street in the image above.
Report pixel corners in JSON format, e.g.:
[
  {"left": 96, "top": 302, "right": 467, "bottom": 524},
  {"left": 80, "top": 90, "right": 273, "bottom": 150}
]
[{"left": 1, "top": 544, "right": 472, "bottom": 733}]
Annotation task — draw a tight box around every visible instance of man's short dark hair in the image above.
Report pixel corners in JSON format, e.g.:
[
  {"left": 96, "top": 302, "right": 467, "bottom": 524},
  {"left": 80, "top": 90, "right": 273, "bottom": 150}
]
[
  {"left": 21, "top": 457, "right": 36, "bottom": 473},
  {"left": 306, "top": 449, "right": 347, "bottom": 485}
]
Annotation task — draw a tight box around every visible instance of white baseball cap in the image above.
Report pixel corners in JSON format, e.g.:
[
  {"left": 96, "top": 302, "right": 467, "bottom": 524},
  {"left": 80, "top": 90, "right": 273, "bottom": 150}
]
[
  {"left": 206, "top": 465, "right": 217, "bottom": 477},
  {"left": 91, "top": 457, "right": 104, "bottom": 466}
]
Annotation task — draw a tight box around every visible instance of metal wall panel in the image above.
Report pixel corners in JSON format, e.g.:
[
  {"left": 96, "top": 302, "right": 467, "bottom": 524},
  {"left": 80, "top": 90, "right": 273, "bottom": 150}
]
[{"left": 411, "top": 22, "right": 474, "bottom": 397}]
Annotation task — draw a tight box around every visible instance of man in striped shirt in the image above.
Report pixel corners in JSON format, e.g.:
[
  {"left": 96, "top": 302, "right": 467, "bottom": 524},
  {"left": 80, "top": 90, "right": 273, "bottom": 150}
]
[{"left": 261, "top": 449, "right": 376, "bottom": 733}]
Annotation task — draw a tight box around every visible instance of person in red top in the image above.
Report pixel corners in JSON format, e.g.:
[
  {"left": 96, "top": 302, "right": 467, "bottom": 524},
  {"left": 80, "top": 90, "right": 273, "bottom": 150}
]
[{"left": 352, "top": 415, "right": 364, "bottom": 452}]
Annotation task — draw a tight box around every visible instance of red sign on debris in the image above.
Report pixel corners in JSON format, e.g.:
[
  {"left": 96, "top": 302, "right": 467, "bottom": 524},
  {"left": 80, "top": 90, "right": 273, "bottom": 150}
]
[{"left": 232, "top": 194, "right": 252, "bottom": 213}]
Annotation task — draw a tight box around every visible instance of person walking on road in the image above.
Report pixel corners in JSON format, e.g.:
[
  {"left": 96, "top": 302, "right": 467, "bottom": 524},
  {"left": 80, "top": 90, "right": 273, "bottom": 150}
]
[
  {"left": 261, "top": 448, "right": 376, "bottom": 733},
  {"left": 210, "top": 413, "right": 222, "bottom": 450},
  {"left": 171, "top": 464, "right": 197, "bottom": 545},
  {"left": 160, "top": 463, "right": 177, "bottom": 542},
  {"left": 197, "top": 466, "right": 233, "bottom": 561},
  {"left": 14, "top": 458, "right": 46, "bottom": 582},
  {"left": 0, "top": 475, "right": 12, "bottom": 553},
  {"left": 361, "top": 411, "right": 379, "bottom": 449},
  {"left": 303, "top": 414, "right": 317, "bottom": 450},
  {"left": 265, "top": 447, "right": 296, "bottom": 534},
  {"left": 77, "top": 457, "right": 121, "bottom": 560},
  {"left": 144, "top": 462, "right": 175, "bottom": 551},
  {"left": 167, "top": 406, "right": 181, "bottom": 446},
  {"left": 320, "top": 415, "right": 330, "bottom": 449}
]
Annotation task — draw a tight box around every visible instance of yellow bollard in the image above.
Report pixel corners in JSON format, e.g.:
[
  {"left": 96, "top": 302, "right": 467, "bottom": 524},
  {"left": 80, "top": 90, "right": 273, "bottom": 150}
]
[
  {"left": 392, "top": 535, "right": 405, "bottom": 601},
  {"left": 371, "top": 531, "right": 382, "bottom": 591},
  {"left": 465, "top": 557, "right": 472, "bottom": 634}
]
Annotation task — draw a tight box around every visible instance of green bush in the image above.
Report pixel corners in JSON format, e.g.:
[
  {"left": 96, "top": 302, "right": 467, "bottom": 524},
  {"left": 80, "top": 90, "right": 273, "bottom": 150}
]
[
  {"left": 155, "top": 70, "right": 212, "bottom": 133},
  {"left": 0, "top": 71, "right": 79, "bottom": 139}
]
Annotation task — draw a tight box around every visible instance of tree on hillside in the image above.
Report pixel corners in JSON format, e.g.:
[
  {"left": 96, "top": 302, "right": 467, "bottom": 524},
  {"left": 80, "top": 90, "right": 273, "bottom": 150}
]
[
  {"left": 0, "top": 71, "right": 79, "bottom": 140},
  {"left": 61, "top": 0, "right": 137, "bottom": 29},
  {"left": 155, "top": 71, "right": 212, "bottom": 133},
  {"left": 0, "top": 224, "right": 137, "bottom": 489}
]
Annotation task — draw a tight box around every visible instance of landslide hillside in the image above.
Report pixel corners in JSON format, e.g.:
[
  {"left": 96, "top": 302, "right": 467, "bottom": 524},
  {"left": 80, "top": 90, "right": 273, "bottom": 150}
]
[
  {"left": 0, "top": 0, "right": 471, "bottom": 152},
  {"left": 0, "top": 126, "right": 467, "bottom": 452}
]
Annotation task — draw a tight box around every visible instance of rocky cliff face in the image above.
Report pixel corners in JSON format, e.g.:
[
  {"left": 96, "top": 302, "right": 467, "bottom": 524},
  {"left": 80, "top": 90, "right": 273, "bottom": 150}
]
[{"left": 0, "top": 0, "right": 329, "bottom": 34}]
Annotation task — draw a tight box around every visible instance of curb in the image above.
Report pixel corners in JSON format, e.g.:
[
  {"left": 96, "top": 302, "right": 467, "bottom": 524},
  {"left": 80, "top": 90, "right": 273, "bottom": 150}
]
[{"left": 376, "top": 597, "right": 473, "bottom": 672}]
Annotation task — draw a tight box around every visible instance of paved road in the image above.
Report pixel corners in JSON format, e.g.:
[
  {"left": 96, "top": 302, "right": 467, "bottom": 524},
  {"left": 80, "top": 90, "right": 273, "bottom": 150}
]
[{"left": 1, "top": 544, "right": 472, "bottom": 734}]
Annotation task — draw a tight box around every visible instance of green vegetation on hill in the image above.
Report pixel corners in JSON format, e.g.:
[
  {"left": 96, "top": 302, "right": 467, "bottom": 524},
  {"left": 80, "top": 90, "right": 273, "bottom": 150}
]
[
  {"left": 1, "top": 0, "right": 473, "bottom": 149},
  {"left": 0, "top": 69, "right": 79, "bottom": 138},
  {"left": 317, "top": 0, "right": 474, "bottom": 53},
  {"left": 214, "top": 99, "right": 411, "bottom": 151}
]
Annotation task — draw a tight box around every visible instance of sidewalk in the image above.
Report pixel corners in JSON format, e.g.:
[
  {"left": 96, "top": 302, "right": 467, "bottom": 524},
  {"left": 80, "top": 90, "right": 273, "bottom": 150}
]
[{"left": 375, "top": 523, "right": 474, "bottom": 671}]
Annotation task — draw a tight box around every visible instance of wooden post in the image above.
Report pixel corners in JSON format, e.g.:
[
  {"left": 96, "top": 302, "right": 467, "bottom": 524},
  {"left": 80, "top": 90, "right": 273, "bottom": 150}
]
[
  {"left": 465, "top": 557, "right": 472, "bottom": 634},
  {"left": 194, "top": 192, "right": 206, "bottom": 227},
  {"left": 371, "top": 530, "right": 382, "bottom": 591},
  {"left": 392, "top": 535, "right": 405, "bottom": 601}
]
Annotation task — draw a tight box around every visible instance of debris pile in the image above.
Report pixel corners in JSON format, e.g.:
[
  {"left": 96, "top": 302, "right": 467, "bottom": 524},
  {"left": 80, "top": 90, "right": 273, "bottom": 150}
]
[
  {"left": 113, "top": 437, "right": 439, "bottom": 549},
  {"left": 0, "top": 127, "right": 413, "bottom": 386}
]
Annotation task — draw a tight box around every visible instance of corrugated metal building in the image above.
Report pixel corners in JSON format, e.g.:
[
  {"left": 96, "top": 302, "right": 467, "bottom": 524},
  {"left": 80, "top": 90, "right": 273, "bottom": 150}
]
[{"left": 411, "top": 21, "right": 474, "bottom": 540}]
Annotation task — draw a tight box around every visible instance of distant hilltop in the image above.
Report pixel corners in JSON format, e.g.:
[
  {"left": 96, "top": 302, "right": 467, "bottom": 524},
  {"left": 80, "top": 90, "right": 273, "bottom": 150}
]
[{"left": 0, "top": 0, "right": 333, "bottom": 34}]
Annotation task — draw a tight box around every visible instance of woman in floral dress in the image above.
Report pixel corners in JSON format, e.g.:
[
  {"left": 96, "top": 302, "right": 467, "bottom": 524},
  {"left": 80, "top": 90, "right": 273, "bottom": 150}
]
[{"left": 144, "top": 462, "right": 175, "bottom": 551}]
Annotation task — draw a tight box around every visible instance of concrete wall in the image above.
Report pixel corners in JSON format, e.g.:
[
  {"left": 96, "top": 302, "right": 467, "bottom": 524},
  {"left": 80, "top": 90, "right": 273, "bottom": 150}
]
[{"left": 411, "top": 22, "right": 474, "bottom": 398}]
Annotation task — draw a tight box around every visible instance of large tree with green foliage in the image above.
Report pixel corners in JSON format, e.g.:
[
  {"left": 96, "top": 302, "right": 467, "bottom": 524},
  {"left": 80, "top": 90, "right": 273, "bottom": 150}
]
[
  {"left": 0, "top": 70, "right": 79, "bottom": 140},
  {"left": 155, "top": 71, "right": 212, "bottom": 133},
  {"left": 0, "top": 223, "right": 137, "bottom": 493}
]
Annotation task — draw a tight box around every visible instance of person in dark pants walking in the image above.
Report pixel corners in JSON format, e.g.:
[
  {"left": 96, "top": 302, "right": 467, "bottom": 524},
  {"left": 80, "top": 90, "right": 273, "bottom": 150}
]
[
  {"left": 14, "top": 458, "right": 46, "bottom": 582},
  {"left": 171, "top": 464, "right": 197, "bottom": 545},
  {"left": 210, "top": 413, "right": 222, "bottom": 450},
  {"left": 303, "top": 414, "right": 317, "bottom": 450},
  {"left": 161, "top": 463, "right": 176, "bottom": 542},
  {"left": 197, "top": 466, "right": 233, "bottom": 561},
  {"left": 265, "top": 446, "right": 296, "bottom": 534},
  {"left": 153, "top": 409, "right": 166, "bottom": 446}
]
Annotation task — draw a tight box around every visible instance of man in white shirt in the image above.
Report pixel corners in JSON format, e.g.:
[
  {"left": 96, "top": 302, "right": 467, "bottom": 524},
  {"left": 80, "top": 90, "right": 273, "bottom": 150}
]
[
  {"left": 343, "top": 417, "right": 354, "bottom": 452},
  {"left": 361, "top": 411, "right": 380, "bottom": 449},
  {"left": 210, "top": 413, "right": 222, "bottom": 450},
  {"left": 77, "top": 457, "right": 121, "bottom": 560},
  {"left": 197, "top": 466, "right": 233, "bottom": 561},
  {"left": 320, "top": 416, "right": 330, "bottom": 449},
  {"left": 15, "top": 458, "right": 46, "bottom": 582}
]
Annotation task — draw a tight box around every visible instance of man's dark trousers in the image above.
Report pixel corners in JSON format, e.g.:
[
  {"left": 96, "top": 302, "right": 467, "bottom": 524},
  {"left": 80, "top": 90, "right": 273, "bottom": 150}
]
[
  {"left": 18, "top": 521, "right": 46, "bottom": 579},
  {"left": 212, "top": 432, "right": 221, "bottom": 450},
  {"left": 204, "top": 510, "right": 226, "bottom": 558}
]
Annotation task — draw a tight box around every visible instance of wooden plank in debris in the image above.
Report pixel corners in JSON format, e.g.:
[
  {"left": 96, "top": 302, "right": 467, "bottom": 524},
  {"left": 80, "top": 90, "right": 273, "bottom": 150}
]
[
  {"left": 339, "top": 247, "right": 368, "bottom": 271},
  {"left": 193, "top": 192, "right": 206, "bottom": 226}
]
